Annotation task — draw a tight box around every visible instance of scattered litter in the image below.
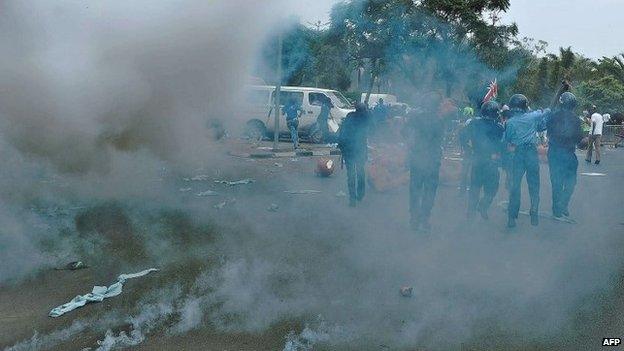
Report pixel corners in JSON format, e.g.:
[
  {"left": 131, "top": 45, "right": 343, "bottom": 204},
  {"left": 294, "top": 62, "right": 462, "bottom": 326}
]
[
  {"left": 196, "top": 190, "right": 219, "bottom": 197},
  {"left": 274, "top": 162, "right": 284, "bottom": 168},
  {"left": 335, "top": 191, "right": 347, "bottom": 198},
  {"left": 215, "top": 178, "right": 255, "bottom": 186},
  {"left": 400, "top": 286, "right": 414, "bottom": 298},
  {"left": 284, "top": 190, "right": 322, "bottom": 195},
  {"left": 290, "top": 158, "right": 299, "bottom": 162},
  {"left": 179, "top": 187, "right": 192, "bottom": 193},
  {"left": 581, "top": 172, "right": 606, "bottom": 176},
  {"left": 49, "top": 268, "right": 159, "bottom": 318},
  {"left": 214, "top": 201, "right": 227, "bottom": 209},
  {"left": 325, "top": 143, "right": 338, "bottom": 148},
  {"left": 55, "top": 261, "right": 89, "bottom": 271},
  {"left": 257, "top": 146, "right": 273, "bottom": 150},
  {"left": 267, "top": 204, "right": 279, "bottom": 212},
  {"left": 183, "top": 174, "right": 210, "bottom": 182}
]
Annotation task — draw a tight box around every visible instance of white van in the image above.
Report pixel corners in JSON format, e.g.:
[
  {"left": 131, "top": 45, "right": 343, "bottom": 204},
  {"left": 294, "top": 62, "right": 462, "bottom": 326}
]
[{"left": 241, "top": 85, "right": 354, "bottom": 143}]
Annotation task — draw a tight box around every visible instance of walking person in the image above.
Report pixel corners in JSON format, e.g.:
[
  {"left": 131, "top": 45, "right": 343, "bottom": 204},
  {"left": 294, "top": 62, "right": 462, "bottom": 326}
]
[
  {"left": 465, "top": 101, "right": 504, "bottom": 220},
  {"left": 316, "top": 95, "right": 334, "bottom": 143},
  {"left": 283, "top": 97, "right": 302, "bottom": 149},
  {"left": 406, "top": 94, "right": 447, "bottom": 233},
  {"left": 503, "top": 94, "right": 550, "bottom": 228},
  {"left": 547, "top": 92, "right": 583, "bottom": 219},
  {"left": 585, "top": 106, "right": 604, "bottom": 164},
  {"left": 338, "top": 103, "right": 370, "bottom": 207}
]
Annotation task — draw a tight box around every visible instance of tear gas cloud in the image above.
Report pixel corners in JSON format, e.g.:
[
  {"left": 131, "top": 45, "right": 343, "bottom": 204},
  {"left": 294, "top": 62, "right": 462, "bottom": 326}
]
[{"left": 1, "top": 1, "right": 623, "bottom": 350}]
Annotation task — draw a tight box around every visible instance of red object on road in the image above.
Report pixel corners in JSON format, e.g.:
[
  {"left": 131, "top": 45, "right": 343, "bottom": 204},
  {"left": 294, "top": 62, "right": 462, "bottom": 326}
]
[{"left": 316, "top": 158, "right": 335, "bottom": 177}]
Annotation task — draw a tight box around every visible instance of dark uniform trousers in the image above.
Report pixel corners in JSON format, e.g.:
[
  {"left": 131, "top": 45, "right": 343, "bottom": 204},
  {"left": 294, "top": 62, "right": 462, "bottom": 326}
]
[
  {"left": 548, "top": 145, "right": 578, "bottom": 216},
  {"left": 410, "top": 162, "right": 440, "bottom": 225},
  {"left": 468, "top": 158, "right": 500, "bottom": 214},
  {"left": 345, "top": 156, "right": 366, "bottom": 202},
  {"left": 508, "top": 144, "right": 540, "bottom": 219}
]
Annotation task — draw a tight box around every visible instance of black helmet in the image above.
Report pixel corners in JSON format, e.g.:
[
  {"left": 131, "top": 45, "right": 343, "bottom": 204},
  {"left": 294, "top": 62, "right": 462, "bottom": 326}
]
[
  {"left": 508, "top": 94, "right": 529, "bottom": 112},
  {"left": 354, "top": 102, "right": 367, "bottom": 114},
  {"left": 481, "top": 100, "right": 500, "bottom": 119},
  {"left": 559, "top": 92, "right": 577, "bottom": 110}
]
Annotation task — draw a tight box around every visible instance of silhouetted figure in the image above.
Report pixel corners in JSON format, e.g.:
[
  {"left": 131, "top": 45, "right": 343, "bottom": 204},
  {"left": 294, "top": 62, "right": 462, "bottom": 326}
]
[
  {"left": 465, "top": 101, "right": 504, "bottom": 220},
  {"left": 547, "top": 92, "right": 583, "bottom": 219},
  {"left": 316, "top": 95, "right": 334, "bottom": 143},
  {"left": 338, "top": 103, "right": 370, "bottom": 207},
  {"left": 406, "top": 95, "right": 446, "bottom": 233},
  {"left": 283, "top": 97, "right": 302, "bottom": 149}
]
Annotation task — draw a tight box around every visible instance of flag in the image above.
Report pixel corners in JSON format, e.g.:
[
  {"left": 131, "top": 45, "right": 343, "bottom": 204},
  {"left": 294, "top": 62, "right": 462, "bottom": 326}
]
[{"left": 482, "top": 79, "right": 498, "bottom": 103}]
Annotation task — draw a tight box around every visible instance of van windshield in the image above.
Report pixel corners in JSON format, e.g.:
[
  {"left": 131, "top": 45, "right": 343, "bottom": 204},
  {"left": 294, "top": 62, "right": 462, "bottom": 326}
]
[{"left": 329, "top": 91, "right": 352, "bottom": 109}]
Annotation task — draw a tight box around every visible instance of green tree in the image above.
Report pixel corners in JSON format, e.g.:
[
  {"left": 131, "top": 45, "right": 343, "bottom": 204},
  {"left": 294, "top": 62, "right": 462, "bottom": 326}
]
[{"left": 575, "top": 75, "right": 624, "bottom": 114}]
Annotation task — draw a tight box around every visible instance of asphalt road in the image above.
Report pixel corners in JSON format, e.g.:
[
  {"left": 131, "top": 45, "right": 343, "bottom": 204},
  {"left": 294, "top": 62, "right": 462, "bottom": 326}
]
[{"left": 1, "top": 140, "right": 623, "bottom": 351}]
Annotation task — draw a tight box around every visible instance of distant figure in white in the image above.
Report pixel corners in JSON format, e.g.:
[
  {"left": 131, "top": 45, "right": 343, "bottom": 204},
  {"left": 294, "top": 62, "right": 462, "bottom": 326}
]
[{"left": 585, "top": 106, "right": 605, "bottom": 165}]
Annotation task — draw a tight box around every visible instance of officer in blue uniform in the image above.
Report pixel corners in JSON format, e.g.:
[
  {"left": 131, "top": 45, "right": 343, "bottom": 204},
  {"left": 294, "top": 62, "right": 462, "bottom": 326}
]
[{"left": 503, "top": 94, "right": 550, "bottom": 228}]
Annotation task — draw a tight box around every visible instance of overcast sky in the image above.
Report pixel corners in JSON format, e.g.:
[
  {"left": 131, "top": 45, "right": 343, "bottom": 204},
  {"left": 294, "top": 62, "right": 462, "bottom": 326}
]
[{"left": 298, "top": 0, "right": 624, "bottom": 59}]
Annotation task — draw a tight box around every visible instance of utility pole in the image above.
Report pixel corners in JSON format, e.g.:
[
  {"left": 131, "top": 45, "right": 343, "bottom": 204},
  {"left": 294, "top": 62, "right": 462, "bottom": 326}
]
[{"left": 273, "top": 33, "right": 282, "bottom": 151}]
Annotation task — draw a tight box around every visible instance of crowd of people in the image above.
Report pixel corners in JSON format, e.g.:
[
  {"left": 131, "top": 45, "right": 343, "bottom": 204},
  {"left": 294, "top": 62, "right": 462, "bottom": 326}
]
[{"left": 334, "top": 88, "right": 604, "bottom": 232}]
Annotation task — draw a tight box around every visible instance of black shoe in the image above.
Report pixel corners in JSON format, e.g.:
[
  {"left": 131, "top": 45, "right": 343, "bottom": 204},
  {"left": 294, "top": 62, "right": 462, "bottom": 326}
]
[
  {"left": 585, "top": 159, "right": 591, "bottom": 163},
  {"left": 507, "top": 217, "right": 516, "bottom": 228},
  {"left": 595, "top": 160, "right": 600, "bottom": 165},
  {"left": 530, "top": 213, "right": 539, "bottom": 226}
]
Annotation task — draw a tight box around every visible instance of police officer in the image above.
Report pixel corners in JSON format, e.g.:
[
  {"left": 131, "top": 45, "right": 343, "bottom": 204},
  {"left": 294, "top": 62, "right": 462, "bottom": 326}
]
[
  {"left": 546, "top": 92, "right": 583, "bottom": 219},
  {"left": 406, "top": 94, "right": 446, "bottom": 233},
  {"left": 503, "top": 94, "right": 550, "bottom": 228},
  {"left": 338, "top": 103, "right": 370, "bottom": 207},
  {"left": 465, "top": 101, "right": 504, "bottom": 220}
]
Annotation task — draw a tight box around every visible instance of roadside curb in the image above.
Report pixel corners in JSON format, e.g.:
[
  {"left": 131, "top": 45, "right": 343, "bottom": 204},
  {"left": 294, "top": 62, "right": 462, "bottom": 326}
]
[{"left": 229, "top": 149, "right": 341, "bottom": 159}]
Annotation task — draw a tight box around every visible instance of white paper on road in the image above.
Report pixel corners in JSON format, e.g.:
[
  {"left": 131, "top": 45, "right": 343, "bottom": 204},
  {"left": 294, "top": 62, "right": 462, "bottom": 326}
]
[
  {"left": 581, "top": 172, "right": 607, "bottom": 176},
  {"left": 284, "top": 190, "right": 322, "bottom": 194},
  {"left": 196, "top": 190, "right": 219, "bottom": 197},
  {"left": 214, "top": 178, "right": 255, "bottom": 186},
  {"left": 49, "top": 268, "right": 159, "bottom": 318}
]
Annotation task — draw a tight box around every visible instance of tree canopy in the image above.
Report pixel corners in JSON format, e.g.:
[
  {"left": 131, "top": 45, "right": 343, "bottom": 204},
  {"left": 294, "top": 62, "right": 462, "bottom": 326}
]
[{"left": 254, "top": 0, "right": 623, "bottom": 115}]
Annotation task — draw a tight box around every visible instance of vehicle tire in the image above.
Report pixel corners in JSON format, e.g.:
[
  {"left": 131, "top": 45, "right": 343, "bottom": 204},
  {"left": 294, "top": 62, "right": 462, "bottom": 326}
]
[
  {"left": 309, "top": 123, "right": 323, "bottom": 144},
  {"left": 244, "top": 119, "right": 267, "bottom": 141}
]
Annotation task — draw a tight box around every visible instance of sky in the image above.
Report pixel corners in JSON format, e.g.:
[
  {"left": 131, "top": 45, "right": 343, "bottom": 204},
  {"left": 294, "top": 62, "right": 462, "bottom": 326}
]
[{"left": 299, "top": 0, "right": 624, "bottom": 59}]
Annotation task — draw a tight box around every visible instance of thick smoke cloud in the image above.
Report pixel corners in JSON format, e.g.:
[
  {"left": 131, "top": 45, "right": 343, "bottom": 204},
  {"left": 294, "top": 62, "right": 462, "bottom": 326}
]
[
  {"left": 1, "top": 1, "right": 623, "bottom": 350},
  {"left": 0, "top": 0, "right": 287, "bottom": 174}
]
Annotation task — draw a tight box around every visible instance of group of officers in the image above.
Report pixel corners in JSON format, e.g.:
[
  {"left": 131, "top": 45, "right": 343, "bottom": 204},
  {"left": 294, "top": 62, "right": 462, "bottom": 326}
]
[{"left": 338, "top": 89, "right": 583, "bottom": 232}]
